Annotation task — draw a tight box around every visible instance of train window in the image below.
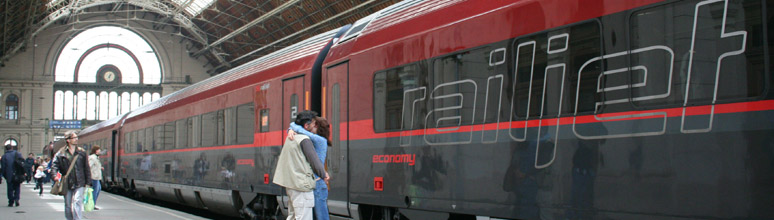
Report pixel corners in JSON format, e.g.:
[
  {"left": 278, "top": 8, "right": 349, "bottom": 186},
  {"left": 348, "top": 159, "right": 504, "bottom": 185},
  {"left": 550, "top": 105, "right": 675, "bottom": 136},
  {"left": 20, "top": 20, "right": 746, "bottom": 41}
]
[
  {"left": 201, "top": 111, "right": 217, "bottom": 147},
  {"left": 373, "top": 63, "right": 428, "bottom": 132},
  {"left": 145, "top": 127, "right": 154, "bottom": 151},
  {"left": 510, "top": 21, "right": 601, "bottom": 118},
  {"left": 176, "top": 118, "right": 189, "bottom": 149},
  {"left": 225, "top": 107, "right": 237, "bottom": 145},
  {"left": 236, "top": 103, "right": 255, "bottom": 144},
  {"left": 290, "top": 94, "right": 298, "bottom": 122},
  {"left": 216, "top": 110, "right": 225, "bottom": 146},
  {"left": 187, "top": 116, "right": 194, "bottom": 148},
  {"left": 126, "top": 132, "right": 132, "bottom": 153},
  {"left": 193, "top": 115, "right": 201, "bottom": 148},
  {"left": 430, "top": 47, "right": 492, "bottom": 129},
  {"left": 154, "top": 125, "right": 163, "bottom": 151},
  {"left": 136, "top": 130, "right": 145, "bottom": 152},
  {"left": 164, "top": 122, "right": 175, "bottom": 150},
  {"left": 259, "top": 109, "right": 269, "bottom": 132},
  {"left": 629, "top": 0, "right": 766, "bottom": 107}
]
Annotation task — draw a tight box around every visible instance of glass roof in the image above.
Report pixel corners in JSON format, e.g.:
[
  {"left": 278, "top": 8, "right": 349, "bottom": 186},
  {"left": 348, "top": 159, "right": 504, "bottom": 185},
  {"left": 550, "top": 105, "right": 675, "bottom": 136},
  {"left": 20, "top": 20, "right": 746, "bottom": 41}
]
[{"left": 171, "top": 0, "right": 216, "bottom": 17}]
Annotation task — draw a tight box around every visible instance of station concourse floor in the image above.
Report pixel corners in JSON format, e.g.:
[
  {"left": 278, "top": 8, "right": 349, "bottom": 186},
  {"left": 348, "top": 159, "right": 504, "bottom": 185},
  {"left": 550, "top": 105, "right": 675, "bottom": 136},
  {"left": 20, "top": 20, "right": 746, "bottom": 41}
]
[{"left": 0, "top": 179, "right": 210, "bottom": 220}]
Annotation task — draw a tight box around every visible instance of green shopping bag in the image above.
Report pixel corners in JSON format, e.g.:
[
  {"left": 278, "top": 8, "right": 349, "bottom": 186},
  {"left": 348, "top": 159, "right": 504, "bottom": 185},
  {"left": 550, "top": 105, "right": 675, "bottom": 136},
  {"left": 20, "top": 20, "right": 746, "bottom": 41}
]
[{"left": 84, "top": 187, "right": 95, "bottom": 212}]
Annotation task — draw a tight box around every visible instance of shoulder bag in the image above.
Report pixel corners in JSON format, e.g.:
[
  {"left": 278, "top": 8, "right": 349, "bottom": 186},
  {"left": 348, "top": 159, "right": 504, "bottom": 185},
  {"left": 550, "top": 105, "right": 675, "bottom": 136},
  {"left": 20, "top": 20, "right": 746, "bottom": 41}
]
[{"left": 50, "top": 155, "right": 79, "bottom": 196}]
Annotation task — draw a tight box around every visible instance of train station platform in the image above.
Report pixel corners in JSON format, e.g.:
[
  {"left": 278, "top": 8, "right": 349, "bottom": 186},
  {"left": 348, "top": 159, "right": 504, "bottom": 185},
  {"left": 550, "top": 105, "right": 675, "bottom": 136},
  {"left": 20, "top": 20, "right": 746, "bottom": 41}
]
[{"left": 0, "top": 180, "right": 209, "bottom": 220}]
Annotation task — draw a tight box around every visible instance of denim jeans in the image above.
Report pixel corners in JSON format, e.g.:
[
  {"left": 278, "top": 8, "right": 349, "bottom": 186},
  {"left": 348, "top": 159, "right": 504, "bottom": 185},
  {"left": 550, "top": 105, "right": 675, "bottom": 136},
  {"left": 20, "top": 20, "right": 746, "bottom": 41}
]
[
  {"left": 91, "top": 180, "right": 101, "bottom": 205},
  {"left": 64, "top": 187, "right": 85, "bottom": 220},
  {"left": 313, "top": 180, "right": 329, "bottom": 220}
]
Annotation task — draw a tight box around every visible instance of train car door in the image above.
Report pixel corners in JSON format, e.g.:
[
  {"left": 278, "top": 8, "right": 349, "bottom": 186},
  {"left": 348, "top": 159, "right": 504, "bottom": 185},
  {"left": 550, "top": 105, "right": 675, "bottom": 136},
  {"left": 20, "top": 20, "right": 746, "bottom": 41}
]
[
  {"left": 324, "top": 62, "right": 350, "bottom": 216},
  {"left": 110, "top": 130, "right": 118, "bottom": 183},
  {"left": 282, "top": 75, "right": 306, "bottom": 136}
]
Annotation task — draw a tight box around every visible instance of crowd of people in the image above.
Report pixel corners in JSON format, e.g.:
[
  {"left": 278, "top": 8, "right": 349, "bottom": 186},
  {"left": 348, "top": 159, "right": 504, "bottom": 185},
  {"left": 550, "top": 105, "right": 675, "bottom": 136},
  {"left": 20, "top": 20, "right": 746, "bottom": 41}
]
[
  {"left": 1, "top": 110, "right": 336, "bottom": 220},
  {"left": 1, "top": 130, "right": 104, "bottom": 220}
]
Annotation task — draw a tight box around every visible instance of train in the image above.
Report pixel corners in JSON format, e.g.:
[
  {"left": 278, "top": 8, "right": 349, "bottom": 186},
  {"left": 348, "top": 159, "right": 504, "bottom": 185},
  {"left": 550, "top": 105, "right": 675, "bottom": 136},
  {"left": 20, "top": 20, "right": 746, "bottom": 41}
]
[{"left": 72, "top": 0, "right": 774, "bottom": 219}]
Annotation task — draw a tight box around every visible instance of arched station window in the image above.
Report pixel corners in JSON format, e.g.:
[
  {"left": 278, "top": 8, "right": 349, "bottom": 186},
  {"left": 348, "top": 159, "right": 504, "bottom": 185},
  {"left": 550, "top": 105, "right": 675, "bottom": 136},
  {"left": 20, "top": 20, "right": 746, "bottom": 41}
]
[
  {"left": 3, "top": 138, "right": 18, "bottom": 148},
  {"left": 53, "top": 26, "right": 162, "bottom": 120}
]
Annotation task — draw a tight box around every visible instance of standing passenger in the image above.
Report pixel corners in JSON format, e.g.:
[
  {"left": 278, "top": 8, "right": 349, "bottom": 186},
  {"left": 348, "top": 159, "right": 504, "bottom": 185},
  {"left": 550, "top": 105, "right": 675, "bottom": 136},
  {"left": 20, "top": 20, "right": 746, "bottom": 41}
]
[
  {"left": 52, "top": 130, "right": 92, "bottom": 220},
  {"left": 24, "top": 153, "right": 35, "bottom": 184},
  {"left": 1, "top": 144, "right": 24, "bottom": 206},
  {"left": 274, "top": 111, "right": 329, "bottom": 220},
  {"left": 88, "top": 145, "right": 103, "bottom": 210}
]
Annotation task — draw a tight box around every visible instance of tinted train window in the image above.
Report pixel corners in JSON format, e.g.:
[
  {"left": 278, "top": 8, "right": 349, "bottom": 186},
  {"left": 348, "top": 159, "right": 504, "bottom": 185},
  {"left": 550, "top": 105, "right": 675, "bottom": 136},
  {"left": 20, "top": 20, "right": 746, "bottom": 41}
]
[
  {"left": 373, "top": 63, "right": 428, "bottom": 132},
  {"left": 630, "top": 0, "right": 766, "bottom": 107},
  {"left": 163, "top": 122, "right": 175, "bottom": 150},
  {"left": 176, "top": 118, "right": 189, "bottom": 148},
  {"left": 430, "top": 47, "right": 491, "bottom": 128},
  {"left": 150, "top": 126, "right": 159, "bottom": 151},
  {"left": 512, "top": 21, "right": 601, "bottom": 118},
  {"left": 216, "top": 110, "right": 225, "bottom": 146},
  {"left": 236, "top": 103, "right": 255, "bottom": 144},
  {"left": 136, "top": 130, "right": 145, "bottom": 152},
  {"left": 201, "top": 111, "right": 217, "bottom": 147}
]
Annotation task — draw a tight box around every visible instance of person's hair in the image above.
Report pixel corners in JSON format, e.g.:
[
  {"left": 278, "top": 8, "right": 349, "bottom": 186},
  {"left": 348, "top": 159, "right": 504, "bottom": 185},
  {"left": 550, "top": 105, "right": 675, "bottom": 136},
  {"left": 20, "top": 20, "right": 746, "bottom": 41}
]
[
  {"left": 314, "top": 116, "right": 332, "bottom": 146},
  {"left": 294, "top": 111, "right": 318, "bottom": 127},
  {"left": 64, "top": 130, "right": 78, "bottom": 140},
  {"left": 90, "top": 145, "right": 101, "bottom": 155},
  {"left": 4, "top": 144, "right": 11, "bottom": 151}
]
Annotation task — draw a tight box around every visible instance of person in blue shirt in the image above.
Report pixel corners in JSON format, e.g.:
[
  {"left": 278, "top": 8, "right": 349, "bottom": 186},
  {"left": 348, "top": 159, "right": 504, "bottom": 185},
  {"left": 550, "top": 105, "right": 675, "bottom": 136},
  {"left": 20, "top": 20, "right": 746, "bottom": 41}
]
[{"left": 288, "top": 116, "right": 331, "bottom": 220}]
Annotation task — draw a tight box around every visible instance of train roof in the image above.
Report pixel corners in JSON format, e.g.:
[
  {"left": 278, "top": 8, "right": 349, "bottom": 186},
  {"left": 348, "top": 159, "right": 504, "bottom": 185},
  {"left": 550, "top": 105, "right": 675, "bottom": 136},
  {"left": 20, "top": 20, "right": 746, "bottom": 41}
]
[
  {"left": 335, "top": 0, "right": 461, "bottom": 45},
  {"left": 123, "top": 27, "right": 341, "bottom": 122},
  {"left": 79, "top": 112, "right": 129, "bottom": 136}
]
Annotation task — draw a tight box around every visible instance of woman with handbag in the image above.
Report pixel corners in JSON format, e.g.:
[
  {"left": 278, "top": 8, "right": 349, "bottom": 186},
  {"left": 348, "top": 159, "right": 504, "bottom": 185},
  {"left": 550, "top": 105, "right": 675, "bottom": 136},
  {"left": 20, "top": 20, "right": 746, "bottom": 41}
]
[{"left": 51, "top": 130, "right": 92, "bottom": 220}]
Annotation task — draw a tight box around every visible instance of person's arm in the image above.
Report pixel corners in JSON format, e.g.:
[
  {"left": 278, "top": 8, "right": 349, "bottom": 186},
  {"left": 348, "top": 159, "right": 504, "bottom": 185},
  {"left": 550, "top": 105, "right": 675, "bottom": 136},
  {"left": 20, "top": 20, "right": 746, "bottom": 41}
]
[
  {"left": 83, "top": 153, "right": 91, "bottom": 184},
  {"left": 288, "top": 123, "right": 327, "bottom": 144},
  {"left": 300, "top": 139, "right": 326, "bottom": 179},
  {"left": 50, "top": 154, "right": 61, "bottom": 180}
]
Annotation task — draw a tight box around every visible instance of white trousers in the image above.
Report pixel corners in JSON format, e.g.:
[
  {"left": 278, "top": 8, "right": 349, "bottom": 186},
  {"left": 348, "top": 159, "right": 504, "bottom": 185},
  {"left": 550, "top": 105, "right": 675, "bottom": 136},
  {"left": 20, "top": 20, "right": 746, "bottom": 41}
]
[{"left": 286, "top": 188, "right": 314, "bottom": 220}]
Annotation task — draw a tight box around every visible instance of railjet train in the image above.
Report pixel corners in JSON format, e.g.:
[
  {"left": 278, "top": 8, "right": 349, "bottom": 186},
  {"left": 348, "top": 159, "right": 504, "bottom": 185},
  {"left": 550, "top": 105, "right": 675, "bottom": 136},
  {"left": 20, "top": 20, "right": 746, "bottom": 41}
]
[{"left": 75, "top": 0, "right": 774, "bottom": 219}]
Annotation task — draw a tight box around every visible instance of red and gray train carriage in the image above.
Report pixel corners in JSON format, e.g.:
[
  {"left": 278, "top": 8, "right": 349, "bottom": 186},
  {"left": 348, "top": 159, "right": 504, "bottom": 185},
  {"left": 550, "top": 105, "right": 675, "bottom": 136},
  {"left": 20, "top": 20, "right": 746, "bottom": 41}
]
[
  {"left": 77, "top": 0, "right": 774, "bottom": 219},
  {"left": 75, "top": 112, "right": 128, "bottom": 188}
]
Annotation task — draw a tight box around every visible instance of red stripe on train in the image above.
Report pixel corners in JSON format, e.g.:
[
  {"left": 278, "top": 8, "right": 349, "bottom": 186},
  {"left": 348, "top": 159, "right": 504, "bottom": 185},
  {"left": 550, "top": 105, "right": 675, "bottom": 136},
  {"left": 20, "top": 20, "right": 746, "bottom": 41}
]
[{"left": 119, "top": 100, "right": 774, "bottom": 156}]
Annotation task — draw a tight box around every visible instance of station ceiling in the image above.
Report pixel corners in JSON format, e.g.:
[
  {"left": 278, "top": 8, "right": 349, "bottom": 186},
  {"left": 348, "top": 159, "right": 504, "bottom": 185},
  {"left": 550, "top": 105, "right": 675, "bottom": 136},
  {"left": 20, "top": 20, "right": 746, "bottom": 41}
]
[{"left": 0, "top": 0, "right": 399, "bottom": 75}]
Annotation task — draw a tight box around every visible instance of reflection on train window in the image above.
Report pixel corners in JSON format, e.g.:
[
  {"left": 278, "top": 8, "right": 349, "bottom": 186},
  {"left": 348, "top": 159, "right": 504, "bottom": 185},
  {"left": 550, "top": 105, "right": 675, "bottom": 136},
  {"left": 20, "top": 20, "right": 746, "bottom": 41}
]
[
  {"left": 512, "top": 21, "right": 601, "bottom": 117},
  {"left": 176, "top": 118, "right": 189, "bottom": 148},
  {"left": 201, "top": 111, "right": 217, "bottom": 147},
  {"left": 330, "top": 83, "right": 340, "bottom": 172},
  {"left": 373, "top": 63, "right": 427, "bottom": 132},
  {"left": 154, "top": 125, "right": 163, "bottom": 151},
  {"left": 163, "top": 122, "right": 175, "bottom": 150},
  {"left": 147, "top": 127, "right": 156, "bottom": 151},
  {"left": 260, "top": 109, "right": 269, "bottom": 132},
  {"left": 226, "top": 107, "right": 237, "bottom": 145},
  {"left": 430, "top": 48, "right": 490, "bottom": 128},
  {"left": 137, "top": 130, "right": 145, "bottom": 152},
  {"left": 290, "top": 94, "right": 298, "bottom": 122},
  {"left": 216, "top": 110, "right": 225, "bottom": 146},
  {"left": 236, "top": 103, "right": 255, "bottom": 144},
  {"left": 629, "top": 0, "right": 766, "bottom": 107}
]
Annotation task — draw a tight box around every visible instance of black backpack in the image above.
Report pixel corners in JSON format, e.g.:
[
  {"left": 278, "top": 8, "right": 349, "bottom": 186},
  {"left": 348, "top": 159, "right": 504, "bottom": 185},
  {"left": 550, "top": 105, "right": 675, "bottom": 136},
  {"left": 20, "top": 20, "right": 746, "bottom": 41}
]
[{"left": 12, "top": 153, "right": 25, "bottom": 184}]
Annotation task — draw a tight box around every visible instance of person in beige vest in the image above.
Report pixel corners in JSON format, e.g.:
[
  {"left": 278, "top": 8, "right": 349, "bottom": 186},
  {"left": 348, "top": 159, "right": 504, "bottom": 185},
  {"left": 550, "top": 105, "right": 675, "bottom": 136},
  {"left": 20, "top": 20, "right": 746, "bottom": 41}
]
[{"left": 273, "top": 111, "right": 328, "bottom": 220}]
